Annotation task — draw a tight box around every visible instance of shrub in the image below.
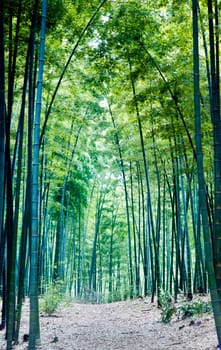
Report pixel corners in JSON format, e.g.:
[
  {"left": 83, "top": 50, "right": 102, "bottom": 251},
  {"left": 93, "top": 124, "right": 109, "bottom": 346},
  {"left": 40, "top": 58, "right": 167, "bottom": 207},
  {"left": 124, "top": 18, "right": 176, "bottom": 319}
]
[
  {"left": 41, "top": 281, "right": 64, "bottom": 315},
  {"left": 159, "top": 290, "right": 177, "bottom": 323},
  {"left": 178, "top": 300, "right": 212, "bottom": 319}
]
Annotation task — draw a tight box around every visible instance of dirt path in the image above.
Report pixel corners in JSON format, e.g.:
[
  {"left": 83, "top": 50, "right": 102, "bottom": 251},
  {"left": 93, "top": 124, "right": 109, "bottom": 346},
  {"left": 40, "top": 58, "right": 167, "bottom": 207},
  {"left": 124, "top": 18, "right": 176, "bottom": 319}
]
[{"left": 0, "top": 297, "right": 218, "bottom": 349}]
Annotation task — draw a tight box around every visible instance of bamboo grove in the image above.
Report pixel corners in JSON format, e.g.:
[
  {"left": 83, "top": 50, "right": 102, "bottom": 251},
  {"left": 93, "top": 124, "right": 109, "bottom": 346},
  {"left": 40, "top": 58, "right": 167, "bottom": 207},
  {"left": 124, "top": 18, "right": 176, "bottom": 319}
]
[{"left": 1, "top": 0, "right": 221, "bottom": 348}]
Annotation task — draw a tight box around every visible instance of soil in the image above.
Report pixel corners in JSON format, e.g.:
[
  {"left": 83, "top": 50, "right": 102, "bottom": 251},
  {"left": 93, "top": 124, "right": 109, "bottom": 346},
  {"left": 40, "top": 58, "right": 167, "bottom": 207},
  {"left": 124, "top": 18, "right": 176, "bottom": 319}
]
[{"left": 0, "top": 295, "right": 218, "bottom": 350}]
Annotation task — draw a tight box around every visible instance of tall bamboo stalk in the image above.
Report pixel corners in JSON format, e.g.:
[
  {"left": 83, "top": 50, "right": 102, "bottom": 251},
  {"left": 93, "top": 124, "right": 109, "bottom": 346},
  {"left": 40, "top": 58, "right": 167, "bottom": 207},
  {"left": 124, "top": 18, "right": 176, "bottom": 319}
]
[
  {"left": 192, "top": 0, "right": 221, "bottom": 346},
  {"left": 29, "top": 0, "right": 47, "bottom": 347}
]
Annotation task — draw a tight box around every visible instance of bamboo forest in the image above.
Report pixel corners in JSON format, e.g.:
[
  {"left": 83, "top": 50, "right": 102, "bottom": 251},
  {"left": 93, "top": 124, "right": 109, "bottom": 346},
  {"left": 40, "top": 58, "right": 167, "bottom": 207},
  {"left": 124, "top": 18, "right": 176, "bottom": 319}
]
[{"left": 1, "top": 0, "right": 221, "bottom": 349}]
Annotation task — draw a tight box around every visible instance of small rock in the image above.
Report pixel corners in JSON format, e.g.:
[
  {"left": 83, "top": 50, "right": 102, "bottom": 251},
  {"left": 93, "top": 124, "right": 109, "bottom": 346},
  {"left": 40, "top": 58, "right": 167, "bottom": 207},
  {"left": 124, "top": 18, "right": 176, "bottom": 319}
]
[
  {"left": 179, "top": 325, "right": 185, "bottom": 330},
  {"left": 51, "top": 336, "right": 58, "bottom": 343},
  {"left": 23, "top": 334, "right": 29, "bottom": 342}
]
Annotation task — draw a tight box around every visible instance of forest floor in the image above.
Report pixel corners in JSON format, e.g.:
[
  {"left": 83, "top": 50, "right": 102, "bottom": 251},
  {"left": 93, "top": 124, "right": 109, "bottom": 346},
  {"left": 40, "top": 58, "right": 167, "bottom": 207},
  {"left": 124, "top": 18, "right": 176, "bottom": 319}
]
[{"left": 0, "top": 295, "right": 218, "bottom": 350}]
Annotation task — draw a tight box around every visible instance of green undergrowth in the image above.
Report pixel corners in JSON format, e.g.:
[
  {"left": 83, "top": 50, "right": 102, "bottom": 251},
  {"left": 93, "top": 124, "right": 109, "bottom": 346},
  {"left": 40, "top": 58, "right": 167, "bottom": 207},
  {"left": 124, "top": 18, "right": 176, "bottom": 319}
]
[
  {"left": 40, "top": 281, "right": 71, "bottom": 315},
  {"left": 159, "top": 290, "right": 176, "bottom": 323},
  {"left": 178, "top": 299, "right": 212, "bottom": 319},
  {"left": 159, "top": 290, "right": 212, "bottom": 324}
]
